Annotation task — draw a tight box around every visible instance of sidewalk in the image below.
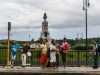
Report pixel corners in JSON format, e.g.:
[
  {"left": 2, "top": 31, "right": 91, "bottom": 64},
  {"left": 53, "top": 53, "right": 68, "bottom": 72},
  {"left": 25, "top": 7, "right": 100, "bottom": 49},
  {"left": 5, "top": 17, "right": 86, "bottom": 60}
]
[{"left": 0, "top": 66, "right": 100, "bottom": 75}]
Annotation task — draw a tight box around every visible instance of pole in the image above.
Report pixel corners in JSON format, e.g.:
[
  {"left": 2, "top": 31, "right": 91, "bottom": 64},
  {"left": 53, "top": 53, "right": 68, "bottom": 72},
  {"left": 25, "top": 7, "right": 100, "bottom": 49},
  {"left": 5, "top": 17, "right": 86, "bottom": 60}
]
[
  {"left": 29, "top": 34, "right": 30, "bottom": 42},
  {"left": 7, "top": 30, "right": 10, "bottom": 68},
  {"left": 86, "top": 0, "right": 88, "bottom": 66}
]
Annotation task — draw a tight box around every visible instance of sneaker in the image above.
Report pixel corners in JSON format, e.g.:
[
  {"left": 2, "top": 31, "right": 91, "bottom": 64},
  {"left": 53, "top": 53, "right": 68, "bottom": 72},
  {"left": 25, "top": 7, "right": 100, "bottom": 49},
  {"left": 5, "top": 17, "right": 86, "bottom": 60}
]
[
  {"left": 22, "top": 65, "right": 25, "bottom": 68},
  {"left": 93, "top": 66, "right": 98, "bottom": 69}
]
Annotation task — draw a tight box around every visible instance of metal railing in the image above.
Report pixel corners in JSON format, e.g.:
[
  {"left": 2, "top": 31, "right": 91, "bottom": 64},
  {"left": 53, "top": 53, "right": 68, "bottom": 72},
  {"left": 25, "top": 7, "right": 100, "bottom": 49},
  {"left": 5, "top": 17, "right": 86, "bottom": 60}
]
[{"left": 0, "top": 49, "right": 99, "bottom": 67}]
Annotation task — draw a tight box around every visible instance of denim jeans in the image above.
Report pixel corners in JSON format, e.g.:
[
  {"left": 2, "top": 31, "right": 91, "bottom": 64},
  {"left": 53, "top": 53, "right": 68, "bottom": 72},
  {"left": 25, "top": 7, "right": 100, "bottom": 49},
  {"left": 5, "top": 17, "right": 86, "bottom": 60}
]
[
  {"left": 56, "top": 54, "right": 59, "bottom": 67},
  {"left": 94, "top": 54, "right": 98, "bottom": 68}
]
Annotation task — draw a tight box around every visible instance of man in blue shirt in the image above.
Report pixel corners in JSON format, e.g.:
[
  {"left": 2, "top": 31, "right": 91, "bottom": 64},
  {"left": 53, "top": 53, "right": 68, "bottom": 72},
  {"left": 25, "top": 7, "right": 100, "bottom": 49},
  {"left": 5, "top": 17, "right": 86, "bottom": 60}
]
[
  {"left": 91, "top": 40, "right": 98, "bottom": 69},
  {"left": 11, "top": 41, "right": 20, "bottom": 68}
]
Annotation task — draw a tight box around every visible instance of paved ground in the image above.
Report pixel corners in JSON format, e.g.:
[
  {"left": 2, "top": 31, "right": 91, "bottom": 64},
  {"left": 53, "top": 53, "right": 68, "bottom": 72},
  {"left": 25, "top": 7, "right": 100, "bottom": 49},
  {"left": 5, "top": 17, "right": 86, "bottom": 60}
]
[{"left": 0, "top": 66, "right": 100, "bottom": 75}]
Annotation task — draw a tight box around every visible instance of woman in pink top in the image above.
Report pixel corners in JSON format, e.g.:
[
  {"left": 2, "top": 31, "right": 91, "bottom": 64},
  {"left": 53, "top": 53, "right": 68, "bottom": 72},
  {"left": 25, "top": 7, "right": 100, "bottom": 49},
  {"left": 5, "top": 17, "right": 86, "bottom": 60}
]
[{"left": 61, "top": 38, "right": 69, "bottom": 68}]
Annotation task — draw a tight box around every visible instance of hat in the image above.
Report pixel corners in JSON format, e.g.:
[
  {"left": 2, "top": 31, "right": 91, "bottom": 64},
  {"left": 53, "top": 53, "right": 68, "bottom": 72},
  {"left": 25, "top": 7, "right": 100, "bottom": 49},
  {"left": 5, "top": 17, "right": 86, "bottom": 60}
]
[{"left": 14, "top": 41, "right": 17, "bottom": 43}]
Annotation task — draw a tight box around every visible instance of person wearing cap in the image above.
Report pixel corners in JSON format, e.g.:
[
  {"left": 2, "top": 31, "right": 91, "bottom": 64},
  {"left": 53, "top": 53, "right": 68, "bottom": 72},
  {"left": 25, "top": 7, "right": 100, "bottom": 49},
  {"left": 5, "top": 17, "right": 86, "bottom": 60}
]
[
  {"left": 21, "top": 42, "right": 31, "bottom": 68},
  {"left": 11, "top": 41, "right": 20, "bottom": 68},
  {"left": 61, "top": 38, "right": 69, "bottom": 68}
]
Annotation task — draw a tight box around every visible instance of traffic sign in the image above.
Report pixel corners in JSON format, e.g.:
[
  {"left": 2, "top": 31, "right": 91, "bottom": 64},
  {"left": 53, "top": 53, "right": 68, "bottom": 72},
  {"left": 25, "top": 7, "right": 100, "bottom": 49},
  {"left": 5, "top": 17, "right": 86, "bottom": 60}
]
[{"left": 8, "top": 22, "right": 11, "bottom": 31}]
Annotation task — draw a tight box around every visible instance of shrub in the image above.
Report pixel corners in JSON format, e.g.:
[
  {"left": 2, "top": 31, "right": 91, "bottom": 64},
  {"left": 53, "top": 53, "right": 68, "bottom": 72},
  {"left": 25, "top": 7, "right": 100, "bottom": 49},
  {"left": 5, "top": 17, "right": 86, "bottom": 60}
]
[
  {"left": 0, "top": 45, "right": 11, "bottom": 49},
  {"left": 71, "top": 44, "right": 93, "bottom": 50},
  {"left": 68, "top": 53, "right": 74, "bottom": 57}
]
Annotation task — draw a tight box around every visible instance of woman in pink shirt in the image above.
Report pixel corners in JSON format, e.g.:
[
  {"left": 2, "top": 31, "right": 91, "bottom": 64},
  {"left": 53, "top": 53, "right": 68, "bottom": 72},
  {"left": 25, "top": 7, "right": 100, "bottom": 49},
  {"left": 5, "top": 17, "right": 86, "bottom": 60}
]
[{"left": 61, "top": 38, "right": 69, "bottom": 68}]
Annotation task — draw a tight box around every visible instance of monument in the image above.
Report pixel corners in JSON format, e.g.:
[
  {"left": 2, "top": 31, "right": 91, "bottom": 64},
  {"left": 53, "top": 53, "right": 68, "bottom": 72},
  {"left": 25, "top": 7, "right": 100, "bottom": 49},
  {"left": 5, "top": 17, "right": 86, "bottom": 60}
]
[{"left": 40, "top": 13, "right": 52, "bottom": 45}]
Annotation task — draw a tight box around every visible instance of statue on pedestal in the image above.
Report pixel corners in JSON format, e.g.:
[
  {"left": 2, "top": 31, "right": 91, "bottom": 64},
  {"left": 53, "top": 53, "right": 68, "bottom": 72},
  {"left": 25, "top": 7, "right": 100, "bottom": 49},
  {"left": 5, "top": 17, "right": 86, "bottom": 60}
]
[{"left": 43, "top": 13, "right": 47, "bottom": 21}]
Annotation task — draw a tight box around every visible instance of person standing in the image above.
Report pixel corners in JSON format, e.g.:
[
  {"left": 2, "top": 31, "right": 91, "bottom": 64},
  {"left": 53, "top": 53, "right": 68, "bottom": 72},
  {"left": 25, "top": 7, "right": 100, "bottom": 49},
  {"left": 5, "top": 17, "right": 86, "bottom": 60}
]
[
  {"left": 11, "top": 41, "right": 20, "bottom": 68},
  {"left": 40, "top": 40, "right": 47, "bottom": 69},
  {"left": 56, "top": 44, "right": 60, "bottom": 68},
  {"left": 61, "top": 37, "right": 69, "bottom": 68},
  {"left": 50, "top": 39, "right": 59, "bottom": 69},
  {"left": 90, "top": 40, "right": 98, "bottom": 69},
  {"left": 21, "top": 42, "right": 31, "bottom": 68}
]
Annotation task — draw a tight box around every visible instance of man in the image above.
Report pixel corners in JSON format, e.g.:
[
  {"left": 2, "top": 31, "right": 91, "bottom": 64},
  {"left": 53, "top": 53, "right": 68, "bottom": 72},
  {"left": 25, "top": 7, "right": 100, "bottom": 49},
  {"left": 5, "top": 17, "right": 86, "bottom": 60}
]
[
  {"left": 11, "top": 41, "right": 20, "bottom": 68},
  {"left": 21, "top": 42, "right": 30, "bottom": 68},
  {"left": 50, "top": 39, "right": 59, "bottom": 69},
  {"left": 90, "top": 40, "right": 98, "bottom": 69},
  {"left": 40, "top": 40, "right": 47, "bottom": 69},
  {"left": 61, "top": 37, "right": 69, "bottom": 68}
]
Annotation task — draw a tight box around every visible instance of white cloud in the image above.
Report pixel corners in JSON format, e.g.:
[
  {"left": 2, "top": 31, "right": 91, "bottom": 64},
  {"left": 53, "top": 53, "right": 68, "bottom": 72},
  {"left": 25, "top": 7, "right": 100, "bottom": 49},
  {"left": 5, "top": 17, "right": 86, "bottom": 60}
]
[{"left": 0, "top": 0, "right": 100, "bottom": 40}]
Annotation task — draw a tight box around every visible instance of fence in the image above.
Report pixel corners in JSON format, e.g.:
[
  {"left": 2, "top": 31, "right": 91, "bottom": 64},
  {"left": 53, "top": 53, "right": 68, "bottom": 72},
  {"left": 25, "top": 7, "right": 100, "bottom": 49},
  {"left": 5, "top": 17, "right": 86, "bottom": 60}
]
[{"left": 0, "top": 49, "right": 99, "bottom": 67}]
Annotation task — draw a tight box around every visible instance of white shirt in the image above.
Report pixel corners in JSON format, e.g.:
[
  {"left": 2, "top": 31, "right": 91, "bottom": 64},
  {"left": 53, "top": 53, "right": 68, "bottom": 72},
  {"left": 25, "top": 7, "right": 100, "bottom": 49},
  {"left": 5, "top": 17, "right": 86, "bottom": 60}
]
[
  {"left": 93, "top": 44, "right": 98, "bottom": 55},
  {"left": 50, "top": 44, "right": 56, "bottom": 54}
]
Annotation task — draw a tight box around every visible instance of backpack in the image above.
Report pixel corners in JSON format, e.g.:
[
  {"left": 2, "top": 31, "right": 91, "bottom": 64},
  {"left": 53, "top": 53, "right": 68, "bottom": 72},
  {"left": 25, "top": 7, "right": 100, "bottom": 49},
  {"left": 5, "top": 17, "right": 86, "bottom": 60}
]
[{"left": 98, "top": 45, "right": 100, "bottom": 53}]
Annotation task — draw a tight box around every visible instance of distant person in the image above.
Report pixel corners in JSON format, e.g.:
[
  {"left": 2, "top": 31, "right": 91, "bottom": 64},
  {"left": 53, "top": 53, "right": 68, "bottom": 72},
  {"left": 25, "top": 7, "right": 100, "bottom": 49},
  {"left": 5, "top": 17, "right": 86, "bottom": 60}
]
[
  {"left": 21, "top": 42, "right": 31, "bottom": 68},
  {"left": 40, "top": 40, "right": 47, "bottom": 69},
  {"left": 50, "top": 39, "right": 59, "bottom": 69},
  {"left": 61, "top": 37, "right": 69, "bottom": 68},
  {"left": 90, "top": 40, "right": 98, "bottom": 69},
  {"left": 55, "top": 44, "right": 60, "bottom": 68},
  {"left": 11, "top": 41, "right": 20, "bottom": 68}
]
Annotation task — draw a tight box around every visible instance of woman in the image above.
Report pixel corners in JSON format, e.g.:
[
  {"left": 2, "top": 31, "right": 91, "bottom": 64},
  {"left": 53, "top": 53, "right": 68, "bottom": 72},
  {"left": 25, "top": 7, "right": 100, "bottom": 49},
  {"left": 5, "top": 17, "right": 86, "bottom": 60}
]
[
  {"left": 50, "top": 39, "right": 59, "bottom": 69},
  {"left": 61, "top": 38, "right": 69, "bottom": 68},
  {"left": 40, "top": 40, "right": 47, "bottom": 69}
]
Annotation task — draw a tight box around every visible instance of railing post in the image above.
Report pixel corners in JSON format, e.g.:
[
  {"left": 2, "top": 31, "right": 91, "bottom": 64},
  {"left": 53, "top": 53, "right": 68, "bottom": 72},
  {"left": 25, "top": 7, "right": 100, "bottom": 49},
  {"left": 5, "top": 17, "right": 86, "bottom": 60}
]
[
  {"left": 77, "top": 50, "right": 80, "bottom": 67},
  {"left": 30, "top": 51, "right": 33, "bottom": 67}
]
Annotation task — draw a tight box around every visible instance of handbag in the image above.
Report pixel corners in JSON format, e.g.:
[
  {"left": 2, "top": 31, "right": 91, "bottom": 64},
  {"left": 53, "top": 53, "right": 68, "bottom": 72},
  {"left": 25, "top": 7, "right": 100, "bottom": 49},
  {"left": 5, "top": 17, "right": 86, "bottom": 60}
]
[
  {"left": 27, "top": 52, "right": 31, "bottom": 56},
  {"left": 60, "top": 48, "right": 63, "bottom": 54}
]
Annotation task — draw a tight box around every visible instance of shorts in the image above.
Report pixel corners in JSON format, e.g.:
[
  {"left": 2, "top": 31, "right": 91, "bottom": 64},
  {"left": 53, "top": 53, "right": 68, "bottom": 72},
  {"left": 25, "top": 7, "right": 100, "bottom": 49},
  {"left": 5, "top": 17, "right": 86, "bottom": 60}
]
[
  {"left": 50, "top": 52, "right": 56, "bottom": 62},
  {"left": 11, "top": 54, "right": 16, "bottom": 61},
  {"left": 62, "top": 53, "right": 66, "bottom": 62}
]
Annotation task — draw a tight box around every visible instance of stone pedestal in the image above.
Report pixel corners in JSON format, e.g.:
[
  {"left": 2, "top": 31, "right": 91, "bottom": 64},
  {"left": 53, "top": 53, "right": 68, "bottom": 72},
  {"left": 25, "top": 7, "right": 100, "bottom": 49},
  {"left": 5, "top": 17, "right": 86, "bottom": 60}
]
[{"left": 40, "top": 21, "right": 52, "bottom": 42}]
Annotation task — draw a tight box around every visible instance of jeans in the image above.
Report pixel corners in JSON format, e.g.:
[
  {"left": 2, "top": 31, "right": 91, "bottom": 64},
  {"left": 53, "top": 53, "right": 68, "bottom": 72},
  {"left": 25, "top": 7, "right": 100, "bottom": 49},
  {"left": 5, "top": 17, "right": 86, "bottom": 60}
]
[
  {"left": 94, "top": 54, "right": 98, "bottom": 68},
  {"left": 56, "top": 54, "right": 59, "bottom": 67},
  {"left": 11, "top": 54, "right": 16, "bottom": 61},
  {"left": 21, "top": 53, "right": 27, "bottom": 66}
]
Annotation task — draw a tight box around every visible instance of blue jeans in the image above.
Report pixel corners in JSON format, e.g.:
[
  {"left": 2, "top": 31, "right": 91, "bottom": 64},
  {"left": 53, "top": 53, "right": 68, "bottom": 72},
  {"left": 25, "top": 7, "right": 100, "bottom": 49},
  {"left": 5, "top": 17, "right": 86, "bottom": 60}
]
[
  {"left": 94, "top": 54, "right": 98, "bottom": 68},
  {"left": 56, "top": 54, "right": 59, "bottom": 67},
  {"left": 11, "top": 54, "right": 16, "bottom": 61}
]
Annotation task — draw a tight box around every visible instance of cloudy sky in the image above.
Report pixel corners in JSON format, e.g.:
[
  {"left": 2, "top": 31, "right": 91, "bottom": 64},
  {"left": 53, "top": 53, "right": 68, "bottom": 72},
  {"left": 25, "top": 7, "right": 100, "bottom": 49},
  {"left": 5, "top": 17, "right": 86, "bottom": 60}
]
[{"left": 0, "top": 0, "right": 100, "bottom": 41}]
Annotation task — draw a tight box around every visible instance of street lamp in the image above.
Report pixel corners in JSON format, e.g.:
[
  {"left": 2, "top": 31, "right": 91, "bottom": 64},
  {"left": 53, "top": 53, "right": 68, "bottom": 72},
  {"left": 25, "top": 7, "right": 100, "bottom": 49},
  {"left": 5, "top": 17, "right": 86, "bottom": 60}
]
[
  {"left": 29, "top": 34, "right": 30, "bottom": 41},
  {"left": 83, "top": 0, "right": 90, "bottom": 66}
]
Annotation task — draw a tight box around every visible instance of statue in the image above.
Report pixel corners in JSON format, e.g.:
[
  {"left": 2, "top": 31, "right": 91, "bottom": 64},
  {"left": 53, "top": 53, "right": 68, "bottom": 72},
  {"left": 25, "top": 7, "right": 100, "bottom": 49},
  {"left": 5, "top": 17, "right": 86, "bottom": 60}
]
[{"left": 43, "top": 13, "right": 47, "bottom": 21}]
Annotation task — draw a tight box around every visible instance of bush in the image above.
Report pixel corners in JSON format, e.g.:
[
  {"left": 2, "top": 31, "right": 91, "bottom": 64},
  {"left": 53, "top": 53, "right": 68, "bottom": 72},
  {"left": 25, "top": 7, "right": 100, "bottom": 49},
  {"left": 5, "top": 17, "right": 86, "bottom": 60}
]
[
  {"left": 68, "top": 53, "right": 74, "bottom": 57},
  {"left": 0, "top": 45, "right": 11, "bottom": 49},
  {"left": 71, "top": 44, "right": 93, "bottom": 50}
]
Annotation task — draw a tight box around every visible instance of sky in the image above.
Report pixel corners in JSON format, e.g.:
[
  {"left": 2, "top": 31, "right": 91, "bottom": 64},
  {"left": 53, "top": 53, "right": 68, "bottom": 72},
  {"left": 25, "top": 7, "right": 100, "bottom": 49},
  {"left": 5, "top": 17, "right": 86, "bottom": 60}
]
[{"left": 0, "top": 0, "right": 100, "bottom": 41}]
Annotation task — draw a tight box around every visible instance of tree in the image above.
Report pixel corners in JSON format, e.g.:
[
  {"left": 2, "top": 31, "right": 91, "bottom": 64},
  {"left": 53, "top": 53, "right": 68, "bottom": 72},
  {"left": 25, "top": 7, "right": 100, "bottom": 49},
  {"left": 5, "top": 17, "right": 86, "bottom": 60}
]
[{"left": 31, "top": 38, "right": 34, "bottom": 43}]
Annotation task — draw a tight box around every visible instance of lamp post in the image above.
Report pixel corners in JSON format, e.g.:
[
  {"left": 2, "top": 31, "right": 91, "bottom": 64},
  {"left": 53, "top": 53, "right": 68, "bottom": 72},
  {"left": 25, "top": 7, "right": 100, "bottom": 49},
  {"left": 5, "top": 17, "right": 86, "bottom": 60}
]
[
  {"left": 29, "top": 34, "right": 30, "bottom": 41},
  {"left": 83, "top": 0, "right": 90, "bottom": 66},
  {"left": 7, "top": 22, "right": 11, "bottom": 68}
]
